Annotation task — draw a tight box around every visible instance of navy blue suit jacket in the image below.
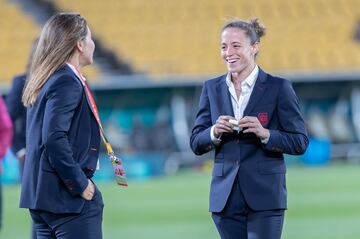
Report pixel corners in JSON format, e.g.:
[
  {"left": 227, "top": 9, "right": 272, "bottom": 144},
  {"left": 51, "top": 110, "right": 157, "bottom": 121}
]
[
  {"left": 6, "top": 74, "right": 27, "bottom": 154},
  {"left": 190, "top": 69, "right": 308, "bottom": 212},
  {"left": 20, "top": 65, "right": 100, "bottom": 214}
]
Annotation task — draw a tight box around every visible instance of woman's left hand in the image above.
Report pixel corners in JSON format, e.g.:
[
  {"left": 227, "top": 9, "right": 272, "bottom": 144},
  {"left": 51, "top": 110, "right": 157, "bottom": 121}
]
[{"left": 239, "top": 116, "right": 269, "bottom": 140}]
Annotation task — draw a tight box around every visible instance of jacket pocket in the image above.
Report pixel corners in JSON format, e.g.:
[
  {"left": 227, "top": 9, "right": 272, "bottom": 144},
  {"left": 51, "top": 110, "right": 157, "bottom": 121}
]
[
  {"left": 257, "top": 160, "right": 286, "bottom": 175},
  {"left": 41, "top": 150, "right": 55, "bottom": 173},
  {"left": 212, "top": 163, "right": 223, "bottom": 177}
]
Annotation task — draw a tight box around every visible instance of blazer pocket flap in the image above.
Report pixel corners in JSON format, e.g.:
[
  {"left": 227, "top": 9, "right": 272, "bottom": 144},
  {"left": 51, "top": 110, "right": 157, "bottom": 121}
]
[
  {"left": 41, "top": 152, "right": 55, "bottom": 173},
  {"left": 258, "top": 160, "right": 286, "bottom": 174},
  {"left": 212, "top": 163, "right": 223, "bottom": 177}
]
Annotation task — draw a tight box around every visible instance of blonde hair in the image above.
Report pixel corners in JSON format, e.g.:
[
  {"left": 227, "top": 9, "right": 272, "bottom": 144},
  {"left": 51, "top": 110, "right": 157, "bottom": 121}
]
[
  {"left": 25, "top": 38, "right": 39, "bottom": 73},
  {"left": 22, "top": 13, "right": 88, "bottom": 107}
]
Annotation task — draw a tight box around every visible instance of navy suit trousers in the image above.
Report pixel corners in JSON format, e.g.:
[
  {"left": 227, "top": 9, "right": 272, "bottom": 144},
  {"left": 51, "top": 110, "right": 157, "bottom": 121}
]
[
  {"left": 30, "top": 187, "right": 103, "bottom": 239},
  {"left": 212, "top": 176, "right": 284, "bottom": 239}
]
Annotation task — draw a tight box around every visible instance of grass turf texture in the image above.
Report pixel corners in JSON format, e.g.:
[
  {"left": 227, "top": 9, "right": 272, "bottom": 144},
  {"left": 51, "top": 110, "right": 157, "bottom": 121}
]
[{"left": 1, "top": 163, "right": 360, "bottom": 239}]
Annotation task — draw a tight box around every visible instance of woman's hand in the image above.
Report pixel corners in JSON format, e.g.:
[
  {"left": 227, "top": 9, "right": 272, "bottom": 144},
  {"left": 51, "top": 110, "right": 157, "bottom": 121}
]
[
  {"left": 81, "top": 179, "right": 95, "bottom": 200},
  {"left": 239, "top": 116, "right": 269, "bottom": 140},
  {"left": 214, "top": 115, "right": 236, "bottom": 138}
]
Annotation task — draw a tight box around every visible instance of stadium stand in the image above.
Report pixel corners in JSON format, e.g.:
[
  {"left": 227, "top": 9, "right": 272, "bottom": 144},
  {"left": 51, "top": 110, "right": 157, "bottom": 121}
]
[
  {"left": 53, "top": 0, "right": 360, "bottom": 76},
  {"left": 0, "top": 0, "right": 99, "bottom": 84},
  {"left": 2, "top": 0, "right": 360, "bottom": 82},
  {"left": 0, "top": 0, "right": 39, "bottom": 84}
]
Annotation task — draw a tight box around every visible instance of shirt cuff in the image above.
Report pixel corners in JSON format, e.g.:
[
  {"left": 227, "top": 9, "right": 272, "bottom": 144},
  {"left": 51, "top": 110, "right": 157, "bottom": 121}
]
[
  {"left": 210, "top": 126, "right": 221, "bottom": 145},
  {"left": 260, "top": 132, "right": 270, "bottom": 144}
]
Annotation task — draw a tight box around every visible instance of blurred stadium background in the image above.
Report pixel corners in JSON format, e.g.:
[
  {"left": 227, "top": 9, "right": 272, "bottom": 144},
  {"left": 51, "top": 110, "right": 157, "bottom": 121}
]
[{"left": 1, "top": 0, "right": 360, "bottom": 238}]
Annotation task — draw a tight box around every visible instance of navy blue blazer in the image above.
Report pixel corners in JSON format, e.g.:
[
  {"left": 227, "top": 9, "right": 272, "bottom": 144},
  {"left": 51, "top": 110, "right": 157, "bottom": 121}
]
[
  {"left": 6, "top": 74, "right": 27, "bottom": 155},
  {"left": 20, "top": 65, "right": 100, "bottom": 214},
  {"left": 190, "top": 68, "right": 308, "bottom": 212}
]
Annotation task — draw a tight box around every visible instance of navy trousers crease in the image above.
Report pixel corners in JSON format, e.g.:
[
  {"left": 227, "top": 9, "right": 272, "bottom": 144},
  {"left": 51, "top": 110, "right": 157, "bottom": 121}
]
[{"left": 212, "top": 176, "right": 284, "bottom": 239}]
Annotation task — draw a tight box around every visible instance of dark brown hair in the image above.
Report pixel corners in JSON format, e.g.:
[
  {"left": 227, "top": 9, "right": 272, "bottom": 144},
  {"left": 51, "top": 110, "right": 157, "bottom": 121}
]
[{"left": 222, "top": 18, "right": 266, "bottom": 44}]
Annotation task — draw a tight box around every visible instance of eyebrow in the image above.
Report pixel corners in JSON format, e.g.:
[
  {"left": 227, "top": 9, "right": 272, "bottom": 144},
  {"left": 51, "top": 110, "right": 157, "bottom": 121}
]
[{"left": 221, "top": 41, "right": 242, "bottom": 45}]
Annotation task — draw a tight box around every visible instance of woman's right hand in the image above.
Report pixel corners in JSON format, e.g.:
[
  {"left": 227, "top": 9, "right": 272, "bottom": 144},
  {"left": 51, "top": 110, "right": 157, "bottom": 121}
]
[
  {"left": 214, "top": 115, "right": 236, "bottom": 138},
  {"left": 81, "top": 179, "right": 95, "bottom": 200}
]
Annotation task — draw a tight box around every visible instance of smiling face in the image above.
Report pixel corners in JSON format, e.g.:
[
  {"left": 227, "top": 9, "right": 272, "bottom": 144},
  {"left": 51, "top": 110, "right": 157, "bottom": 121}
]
[{"left": 221, "top": 27, "right": 259, "bottom": 76}]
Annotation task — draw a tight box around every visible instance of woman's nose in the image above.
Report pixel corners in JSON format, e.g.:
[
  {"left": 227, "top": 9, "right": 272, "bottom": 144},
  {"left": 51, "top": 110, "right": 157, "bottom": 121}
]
[{"left": 225, "top": 46, "right": 234, "bottom": 56}]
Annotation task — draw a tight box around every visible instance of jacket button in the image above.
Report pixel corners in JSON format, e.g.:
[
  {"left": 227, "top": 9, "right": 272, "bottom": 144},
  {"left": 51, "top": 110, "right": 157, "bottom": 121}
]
[{"left": 235, "top": 160, "right": 240, "bottom": 165}]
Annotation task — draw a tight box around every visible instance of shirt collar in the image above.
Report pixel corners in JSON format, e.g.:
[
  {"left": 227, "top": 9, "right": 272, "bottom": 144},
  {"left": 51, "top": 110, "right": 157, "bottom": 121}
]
[
  {"left": 226, "top": 65, "right": 259, "bottom": 88},
  {"left": 66, "top": 62, "right": 86, "bottom": 81}
]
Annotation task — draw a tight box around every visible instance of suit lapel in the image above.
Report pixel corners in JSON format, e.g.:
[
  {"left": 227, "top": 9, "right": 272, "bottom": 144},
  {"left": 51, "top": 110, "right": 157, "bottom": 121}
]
[
  {"left": 216, "top": 75, "right": 234, "bottom": 117},
  {"left": 243, "top": 68, "right": 268, "bottom": 116},
  {"left": 64, "top": 65, "right": 97, "bottom": 121}
]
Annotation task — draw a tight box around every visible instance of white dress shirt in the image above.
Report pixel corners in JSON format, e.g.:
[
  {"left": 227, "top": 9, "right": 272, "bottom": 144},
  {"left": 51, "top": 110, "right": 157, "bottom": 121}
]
[{"left": 210, "top": 65, "right": 269, "bottom": 145}]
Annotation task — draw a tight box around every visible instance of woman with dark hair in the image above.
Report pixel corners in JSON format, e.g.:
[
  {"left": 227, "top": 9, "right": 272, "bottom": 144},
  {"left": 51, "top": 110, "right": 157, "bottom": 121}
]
[
  {"left": 190, "top": 18, "right": 308, "bottom": 239},
  {"left": 6, "top": 38, "right": 38, "bottom": 179},
  {"left": 20, "top": 13, "right": 103, "bottom": 238}
]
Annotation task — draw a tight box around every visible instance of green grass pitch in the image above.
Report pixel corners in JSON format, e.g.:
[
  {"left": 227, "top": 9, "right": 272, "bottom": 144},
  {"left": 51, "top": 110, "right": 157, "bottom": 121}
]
[{"left": 1, "top": 163, "right": 360, "bottom": 239}]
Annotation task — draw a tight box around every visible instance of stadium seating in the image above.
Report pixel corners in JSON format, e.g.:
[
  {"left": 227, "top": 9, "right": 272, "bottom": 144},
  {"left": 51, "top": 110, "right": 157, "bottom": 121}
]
[
  {"left": 2, "top": 0, "right": 360, "bottom": 82},
  {"left": 0, "top": 0, "right": 39, "bottom": 84},
  {"left": 54, "top": 0, "right": 360, "bottom": 76},
  {"left": 0, "top": 0, "right": 98, "bottom": 84}
]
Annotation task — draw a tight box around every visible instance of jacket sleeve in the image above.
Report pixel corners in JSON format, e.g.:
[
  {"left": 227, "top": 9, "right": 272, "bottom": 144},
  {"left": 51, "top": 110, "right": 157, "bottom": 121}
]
[
  {"left": 42, "top": 75, "right": 88, "bottom": 196},
  {"left": 264, "top": 80, "right": 309, "bottom": 155},
  {"left": 190, "top": 82, "right": 216, "bottom": 155},
  {"left": 6, "top": 76, "right": 25, "bottom": 122},
  {"left": 0, "top": 97, "right": 13, "bottom": 159},
  {"left": 5, "top": 76, "right": 26, "bottom": 153}
]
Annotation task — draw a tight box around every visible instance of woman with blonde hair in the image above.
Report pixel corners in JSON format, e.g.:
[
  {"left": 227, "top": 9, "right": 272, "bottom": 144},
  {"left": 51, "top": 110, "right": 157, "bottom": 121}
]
[{"left": 20, "top": 13, "right": 103, "bottom": 238}]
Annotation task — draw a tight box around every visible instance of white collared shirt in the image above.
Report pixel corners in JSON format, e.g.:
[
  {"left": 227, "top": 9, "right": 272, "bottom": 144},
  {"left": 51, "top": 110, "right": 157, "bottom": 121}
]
[
  {"left": 226, "top": 65, "right": 259, "bottom": 121},
  {"left": 210, "top": 65, "right": 268, "bottom": 145},
  {"left": 66, "top": 63, "right": 86, "bottom": 81}
]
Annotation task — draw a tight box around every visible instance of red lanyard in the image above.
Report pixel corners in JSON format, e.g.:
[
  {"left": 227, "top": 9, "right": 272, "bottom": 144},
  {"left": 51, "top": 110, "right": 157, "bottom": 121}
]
[
  {"left": 71, "top": 65, "right": 128, "bottom": 186},
  {"left": 73, "top": 68, "right": 113, "bottom": 153},
  {"left": 78, "top": 75, "right": 101, "bottom": 126}
]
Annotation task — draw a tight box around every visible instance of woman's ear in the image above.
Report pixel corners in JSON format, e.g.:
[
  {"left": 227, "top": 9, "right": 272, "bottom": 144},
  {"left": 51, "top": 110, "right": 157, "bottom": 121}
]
[
  {"left": 76, "top": 40, "right": 84, "bottom": 53},
  {"left": 252, "top": 42, "right": 260, "bottom": 56}
]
